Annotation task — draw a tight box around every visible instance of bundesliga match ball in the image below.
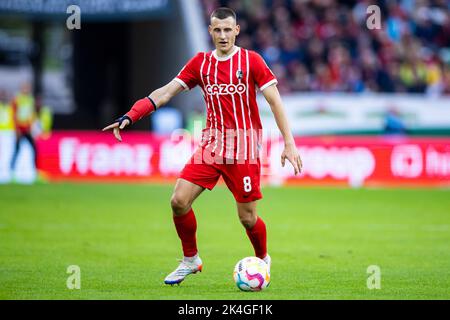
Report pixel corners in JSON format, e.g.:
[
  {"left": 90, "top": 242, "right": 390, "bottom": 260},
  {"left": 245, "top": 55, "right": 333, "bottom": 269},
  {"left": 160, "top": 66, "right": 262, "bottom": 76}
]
[{"left": 233, "top": 257, "right": 270, "bottom": 291}]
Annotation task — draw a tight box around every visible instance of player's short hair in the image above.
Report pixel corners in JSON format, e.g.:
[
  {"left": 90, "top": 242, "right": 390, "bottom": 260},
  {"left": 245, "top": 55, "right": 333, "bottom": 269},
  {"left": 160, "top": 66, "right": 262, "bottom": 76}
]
[{"left": 210, "top": 7, "right": 236, "bottom": 22}]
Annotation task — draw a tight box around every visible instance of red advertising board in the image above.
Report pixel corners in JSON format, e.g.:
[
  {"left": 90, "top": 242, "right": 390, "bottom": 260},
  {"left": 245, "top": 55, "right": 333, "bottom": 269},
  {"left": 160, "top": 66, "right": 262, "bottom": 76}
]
[{"left": 35, "top": 131, "right": 450, "bottom": 187}]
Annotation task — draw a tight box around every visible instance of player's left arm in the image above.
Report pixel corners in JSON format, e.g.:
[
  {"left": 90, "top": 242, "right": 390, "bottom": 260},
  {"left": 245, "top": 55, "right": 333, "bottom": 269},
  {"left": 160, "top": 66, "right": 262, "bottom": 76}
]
[{"left": 262, "top": 85, "right": 303, "bottom": 175}]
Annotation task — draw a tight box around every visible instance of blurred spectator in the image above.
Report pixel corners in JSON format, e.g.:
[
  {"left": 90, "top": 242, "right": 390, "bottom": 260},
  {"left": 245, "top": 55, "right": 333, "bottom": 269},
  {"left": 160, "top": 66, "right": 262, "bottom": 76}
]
[
  {"left": 152, "top": 106, "right": 183, "bottom": 135},
  {"left": 201, "top": 0, "right": 450, "bottom": 95},
  {"left": 0, "top": 89, "right": 14, "bottom": 131},
  {"left": 384, "top": 107, "right": 407, "bottom": 134},
  {"left": 10, "top": 82, "right": 39, "bottom": 172},
  {"left": 36, "top": 95, "right": 53, "bottom": 139}
]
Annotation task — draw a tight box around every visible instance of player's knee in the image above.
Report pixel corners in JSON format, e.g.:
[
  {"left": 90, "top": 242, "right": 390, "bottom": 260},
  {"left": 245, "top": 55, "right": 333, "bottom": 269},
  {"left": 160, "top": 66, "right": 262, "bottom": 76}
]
[
  {"left": 170, "top": 194, "right": 190, "bottom": 215},
  {"left": 239, "top": 214, "right": 257, "bottom": 229}
]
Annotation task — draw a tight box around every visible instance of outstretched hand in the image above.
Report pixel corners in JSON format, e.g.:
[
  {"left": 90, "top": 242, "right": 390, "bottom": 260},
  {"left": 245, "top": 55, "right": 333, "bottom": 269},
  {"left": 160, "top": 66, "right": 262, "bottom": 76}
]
[
  {"left": 281, "top": 143, "right": 303, "bottom": 175},
  {"left": 102, "top": 117, "right": 130, "bottom": 142}
]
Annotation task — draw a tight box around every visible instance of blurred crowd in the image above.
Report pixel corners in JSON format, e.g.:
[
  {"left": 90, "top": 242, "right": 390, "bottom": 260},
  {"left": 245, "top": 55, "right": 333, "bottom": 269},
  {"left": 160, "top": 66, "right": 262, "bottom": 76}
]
[{"left": 201, "top": 0, "right": 450, "bottom": 95}]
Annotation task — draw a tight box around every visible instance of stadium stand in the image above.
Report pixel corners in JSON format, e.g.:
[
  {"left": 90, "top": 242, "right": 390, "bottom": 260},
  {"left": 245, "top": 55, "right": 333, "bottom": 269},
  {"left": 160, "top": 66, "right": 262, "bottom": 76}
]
[{"left": 201, "top": 0, "right": 450, "bottom": 95}]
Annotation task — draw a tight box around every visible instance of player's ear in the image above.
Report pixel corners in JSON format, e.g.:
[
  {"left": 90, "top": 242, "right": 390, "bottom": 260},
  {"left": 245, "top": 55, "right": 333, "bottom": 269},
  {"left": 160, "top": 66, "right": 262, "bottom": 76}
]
[
  {"left": 235, "top": 24, "right": 240, "bottom": 36},
  {"left": 208, "top": 25, "right": 213, "bottom": 35}
]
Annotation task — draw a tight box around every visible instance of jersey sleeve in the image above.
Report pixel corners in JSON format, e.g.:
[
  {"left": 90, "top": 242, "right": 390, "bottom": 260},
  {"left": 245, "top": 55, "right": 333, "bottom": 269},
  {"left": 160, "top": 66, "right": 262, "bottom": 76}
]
[
  {"left": 174, "top": 53, "right": 202, "bottom": 91},
  {"left": 250, "top": 51, "right": 278, "bottom": 91}
]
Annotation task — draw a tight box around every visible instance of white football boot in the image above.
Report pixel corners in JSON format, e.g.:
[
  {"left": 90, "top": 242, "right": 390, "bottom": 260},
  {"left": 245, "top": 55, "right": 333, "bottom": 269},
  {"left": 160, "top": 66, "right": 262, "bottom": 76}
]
[
  {"left": 263, "top": 254, "right": 271, "bottom": 275},
  {"left": 164, "top": 255, "right": 203, "bottom": 285}
]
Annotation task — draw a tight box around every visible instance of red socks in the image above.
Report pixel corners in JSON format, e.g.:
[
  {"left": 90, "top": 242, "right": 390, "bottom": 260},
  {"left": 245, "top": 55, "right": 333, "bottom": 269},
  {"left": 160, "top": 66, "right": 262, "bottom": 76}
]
[
  {"left": 173, "top": 209, "right": 267, "bottom": 260},
  {"left": 245, "top": 217, "right": 267, "bottom": 259},
  {"left": 173, "top": 208, "right": 198, "bottom": 257}
]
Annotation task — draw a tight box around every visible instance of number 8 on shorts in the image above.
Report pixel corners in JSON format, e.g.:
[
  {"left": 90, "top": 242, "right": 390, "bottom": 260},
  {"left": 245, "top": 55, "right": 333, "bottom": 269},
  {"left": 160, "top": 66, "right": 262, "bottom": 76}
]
[{"left": 243, "top": 176, "right": 252, "bottom": 192}]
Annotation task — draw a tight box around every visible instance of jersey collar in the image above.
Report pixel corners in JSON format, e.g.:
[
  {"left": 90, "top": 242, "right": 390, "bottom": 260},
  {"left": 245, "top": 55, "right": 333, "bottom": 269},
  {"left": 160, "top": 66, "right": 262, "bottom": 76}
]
[{"left": 212, "top": 46, "right": 240, "bottom": 61}]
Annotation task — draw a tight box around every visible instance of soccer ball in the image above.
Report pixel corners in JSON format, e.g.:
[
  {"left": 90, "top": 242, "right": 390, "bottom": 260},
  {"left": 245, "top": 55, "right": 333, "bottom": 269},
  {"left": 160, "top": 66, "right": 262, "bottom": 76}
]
[{"left": 233, "top": 256, "right": 270, "bottom": 291}]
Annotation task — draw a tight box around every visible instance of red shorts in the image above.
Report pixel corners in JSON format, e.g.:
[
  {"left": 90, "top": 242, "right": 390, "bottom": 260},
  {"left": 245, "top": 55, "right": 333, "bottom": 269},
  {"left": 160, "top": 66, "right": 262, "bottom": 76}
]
[{"left": 179, "top": 149, "right": 262, "bottom": 203}]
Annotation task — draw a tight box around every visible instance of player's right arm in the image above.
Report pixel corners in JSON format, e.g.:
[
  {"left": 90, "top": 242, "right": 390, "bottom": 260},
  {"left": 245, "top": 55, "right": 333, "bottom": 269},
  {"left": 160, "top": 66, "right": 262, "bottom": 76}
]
[{"left": 102, "top": 80, "right": 184, "bottom": 142}]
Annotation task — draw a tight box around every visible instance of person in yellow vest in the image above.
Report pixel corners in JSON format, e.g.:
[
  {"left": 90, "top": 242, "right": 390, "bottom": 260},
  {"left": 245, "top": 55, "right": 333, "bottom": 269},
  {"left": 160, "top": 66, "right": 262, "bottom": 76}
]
[
  {"left": 37, "top": 96, "right": 53, "bottom": 139},
  {"left": 0, "top": 89, "right": 14, "bottom": 131},
  {"left": 10, "top": 82, "right": 39, "bottom": 171}
]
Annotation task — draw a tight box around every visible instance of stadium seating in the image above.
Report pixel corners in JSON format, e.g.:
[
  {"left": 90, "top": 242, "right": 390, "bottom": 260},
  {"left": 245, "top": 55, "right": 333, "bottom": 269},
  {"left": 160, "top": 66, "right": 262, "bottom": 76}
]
[{"left": 201, "top": 0, "right": 450, "bottom": 95}]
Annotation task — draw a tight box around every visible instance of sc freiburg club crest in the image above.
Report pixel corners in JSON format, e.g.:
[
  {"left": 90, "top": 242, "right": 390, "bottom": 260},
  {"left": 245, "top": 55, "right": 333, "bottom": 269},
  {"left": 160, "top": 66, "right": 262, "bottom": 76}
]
[{"left": 236, "top": 70, "right": 243, "bottom": 80}]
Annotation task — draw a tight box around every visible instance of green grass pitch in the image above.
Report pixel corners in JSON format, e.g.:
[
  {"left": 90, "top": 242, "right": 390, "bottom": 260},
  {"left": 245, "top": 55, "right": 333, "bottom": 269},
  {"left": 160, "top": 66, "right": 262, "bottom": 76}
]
[{"left": 0, "top": 183, "right": 449, "bottom": 299}]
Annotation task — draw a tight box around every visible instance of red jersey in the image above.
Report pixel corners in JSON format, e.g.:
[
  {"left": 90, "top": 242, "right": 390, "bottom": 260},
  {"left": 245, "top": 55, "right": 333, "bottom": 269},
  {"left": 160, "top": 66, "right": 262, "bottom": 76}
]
[{"left": 174, "top": 46, "right": 277, "bottom": 161}]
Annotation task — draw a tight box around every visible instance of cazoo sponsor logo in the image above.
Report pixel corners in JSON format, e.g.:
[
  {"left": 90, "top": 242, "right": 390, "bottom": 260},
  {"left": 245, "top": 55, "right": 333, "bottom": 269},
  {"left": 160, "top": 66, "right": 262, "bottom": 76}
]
[{"left": 205, "top": 84, "right": 246, "bottom": 95}]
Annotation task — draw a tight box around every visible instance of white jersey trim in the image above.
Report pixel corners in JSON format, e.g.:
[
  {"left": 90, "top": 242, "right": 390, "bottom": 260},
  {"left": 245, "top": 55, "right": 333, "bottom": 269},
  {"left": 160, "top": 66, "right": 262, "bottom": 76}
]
[
  {"left": 173, "top": 77, "right": 189, "bottom": 91},
  {"left": 212, "top": 46, "right": 240, "bottom": 62},
  {"left": 230, "top": 51, "right": 240, "bottom": 160},
  {"left": 206, "top": 56, "right": 217, "bottom": 149},
  {"left": 259, "top": 79, "right": 278, "bottom": 92},
  {"left": 245, "top": 49, "right": 254, "bottom": 160},
  {"left": 199, "top": 53, "right": 212, "bottom": 148},
  {"left": 213, "top": 59, "right": 225, "bottom": 156},
  {"left": 238, "top": 48, "right": 247, "bottom": 160}
]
